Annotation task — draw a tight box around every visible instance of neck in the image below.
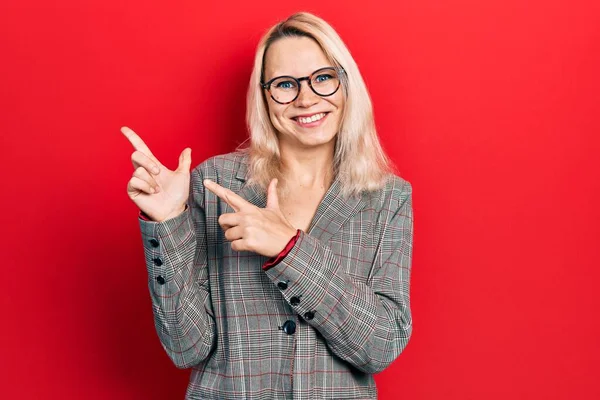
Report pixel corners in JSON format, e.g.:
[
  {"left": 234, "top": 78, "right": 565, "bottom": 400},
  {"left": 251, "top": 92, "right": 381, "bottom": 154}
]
[{"left": 279, "top": 142, "right": 335, "bottom": 190}]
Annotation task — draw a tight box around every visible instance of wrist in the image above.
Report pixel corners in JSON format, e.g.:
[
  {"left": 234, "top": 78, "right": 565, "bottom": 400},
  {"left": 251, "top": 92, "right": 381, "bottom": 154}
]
[
  {"left": 263, "top": 229, "right": 301, "bottom": 271},
  {"left": 275, "top": 227, "right": 298, "bottom": 256},
  {"left": 157, "top": 205, "right": 187, "bottom": 222}
]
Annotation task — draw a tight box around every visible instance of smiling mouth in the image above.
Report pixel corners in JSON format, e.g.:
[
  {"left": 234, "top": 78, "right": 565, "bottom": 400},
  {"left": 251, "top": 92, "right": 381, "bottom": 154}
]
[{"left": 292, "top": 112, "right": 329, "bottom": 126}]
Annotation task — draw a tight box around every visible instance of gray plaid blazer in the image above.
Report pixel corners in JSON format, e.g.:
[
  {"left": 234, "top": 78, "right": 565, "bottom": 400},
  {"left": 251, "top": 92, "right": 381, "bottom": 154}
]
[{"left": 139, "top": 151, "right": 413, "bottom": 399}]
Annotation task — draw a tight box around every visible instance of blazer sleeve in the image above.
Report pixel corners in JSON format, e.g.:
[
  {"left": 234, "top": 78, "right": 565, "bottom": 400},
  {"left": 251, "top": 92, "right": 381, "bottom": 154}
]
[
  {"left": 138, "top": 166, "right": 216, "bottom": 369},
  {"left": 263, "top": 179, "right": 414, "bottom": 374}
]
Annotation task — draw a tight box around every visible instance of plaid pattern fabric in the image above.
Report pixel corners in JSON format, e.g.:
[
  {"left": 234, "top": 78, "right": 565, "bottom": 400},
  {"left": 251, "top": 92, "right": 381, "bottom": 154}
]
[{"left": 139, "top": 152, "right": 413, "bottom": 400}]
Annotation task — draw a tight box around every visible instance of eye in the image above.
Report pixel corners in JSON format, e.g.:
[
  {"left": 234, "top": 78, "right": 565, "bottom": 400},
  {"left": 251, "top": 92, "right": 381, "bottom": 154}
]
[
  {"left": 275, "top": 79, "right": 297, "bottom": 90},
  {"left": 314, "top": 73, "right": 334, "bottom": 83}
]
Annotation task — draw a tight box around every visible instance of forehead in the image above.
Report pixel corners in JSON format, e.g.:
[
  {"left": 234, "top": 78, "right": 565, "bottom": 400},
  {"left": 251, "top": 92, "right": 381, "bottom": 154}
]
[{"left": 264, "top": 36, "right": 331, "bottom": 80}]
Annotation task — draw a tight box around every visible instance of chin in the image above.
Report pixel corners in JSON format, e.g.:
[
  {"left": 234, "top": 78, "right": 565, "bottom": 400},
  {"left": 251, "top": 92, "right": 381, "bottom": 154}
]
[{"left": 291, "top": 129, "right": 337, "bottom": 148}]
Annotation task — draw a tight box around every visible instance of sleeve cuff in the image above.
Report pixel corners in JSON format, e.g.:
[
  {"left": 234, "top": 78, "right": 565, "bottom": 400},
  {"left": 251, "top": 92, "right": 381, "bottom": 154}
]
[
  {"left": 262, "top": 229, "right": 301, "bottom": 271},
  {"left": 138, "top": 206, "right": 188, "bottom": 222}
]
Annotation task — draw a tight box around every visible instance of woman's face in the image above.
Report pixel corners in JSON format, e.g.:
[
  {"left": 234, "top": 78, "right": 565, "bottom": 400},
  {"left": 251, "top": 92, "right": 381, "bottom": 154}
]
[{"left": 263, "top": 36, "right": 345, "bottom": 151}]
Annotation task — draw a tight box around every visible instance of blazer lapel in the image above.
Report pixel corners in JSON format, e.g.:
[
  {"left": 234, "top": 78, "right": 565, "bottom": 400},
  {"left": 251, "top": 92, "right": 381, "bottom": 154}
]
[
  {"left": 307, "top": 177, "right": 366, "bottom": 243},
  {"left": 237, "top": 183, "right": 266, "bottom": 208},
  {"left": 235, "top": 156, "right": 267, "bottom": 208}
]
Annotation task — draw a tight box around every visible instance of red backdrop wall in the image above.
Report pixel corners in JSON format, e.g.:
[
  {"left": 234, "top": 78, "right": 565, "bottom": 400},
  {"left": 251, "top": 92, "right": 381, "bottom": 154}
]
[{"left": 1, "top": 0, "right": 599, "bottom": 399}]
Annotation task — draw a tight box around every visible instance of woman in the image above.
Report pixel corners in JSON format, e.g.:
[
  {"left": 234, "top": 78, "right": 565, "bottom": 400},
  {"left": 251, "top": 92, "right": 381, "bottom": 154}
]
[{"left": 123, "top": 12, "right": 413, "bottom": 400}]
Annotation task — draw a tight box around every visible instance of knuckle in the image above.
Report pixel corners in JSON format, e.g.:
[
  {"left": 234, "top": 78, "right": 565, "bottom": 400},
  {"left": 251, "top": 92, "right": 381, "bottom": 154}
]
[
  {"left": 136, "top": 178, "right": 149, "bottom": 189},
  {"left": 245, "top": 215, "right": 256, "bottom": 226},
  {"left": 134, "top": 166, "right": 146, "bottom": 176},
  {"left": 129, "top": 177, "right": 140, "bottom": 189}
]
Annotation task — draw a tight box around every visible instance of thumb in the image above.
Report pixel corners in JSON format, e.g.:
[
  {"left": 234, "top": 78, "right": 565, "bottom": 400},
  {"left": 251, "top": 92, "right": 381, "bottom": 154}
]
[
  {"left": 266, "top": 178, "right": 280, "bottom": 210},
  {"left": 177, "top": 148, "right": 192, "bottom": 173}
]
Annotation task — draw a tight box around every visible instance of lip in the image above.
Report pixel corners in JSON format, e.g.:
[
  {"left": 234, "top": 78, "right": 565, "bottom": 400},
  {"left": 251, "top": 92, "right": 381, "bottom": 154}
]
[
  {"left": 293, "top": 112, "right": 329, "bottom": 118},
  {"left": 292, "top": 112, "right": 330, "bottom": 128}
]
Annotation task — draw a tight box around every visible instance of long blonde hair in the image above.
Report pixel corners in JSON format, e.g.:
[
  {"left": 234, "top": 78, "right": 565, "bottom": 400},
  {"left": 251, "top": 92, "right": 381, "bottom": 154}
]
[{"left": 244, "top": 12, "right": 393, "bottom": 197}]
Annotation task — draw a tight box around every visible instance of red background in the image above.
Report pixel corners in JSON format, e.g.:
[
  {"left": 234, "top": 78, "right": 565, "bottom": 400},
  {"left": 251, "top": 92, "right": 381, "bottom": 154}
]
[{"left": 1, "top": 0, "right": 599, "bottom": 399}]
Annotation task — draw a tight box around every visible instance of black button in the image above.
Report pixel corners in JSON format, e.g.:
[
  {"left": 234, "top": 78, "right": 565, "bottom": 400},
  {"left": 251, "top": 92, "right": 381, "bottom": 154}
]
[
  {"left": 290, "top": 296, "right": 301, "bottom": 306},
  {"left": 149, "top": 239, "right": 159, "bottom": 248},
  {"left": 281, "top": 320, "right": 296, "bottom": 335},
  {"left": 303, "top": 311, "right": 315, "bottom": 320},
  {"left": 277, "top": 281, "right": 288, "bottom": 290},
  {"left": 156, "top": 276, "right": 165, "bottom": 285},
  {"left": 153, "top": 258, "right": 163, "bottom": 266}
]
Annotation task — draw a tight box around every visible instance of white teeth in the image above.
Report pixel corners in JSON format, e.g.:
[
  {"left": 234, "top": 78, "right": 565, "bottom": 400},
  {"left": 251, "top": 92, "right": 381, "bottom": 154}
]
[{"left": 298, "top": 113, "right": 325, "bottom": 124}]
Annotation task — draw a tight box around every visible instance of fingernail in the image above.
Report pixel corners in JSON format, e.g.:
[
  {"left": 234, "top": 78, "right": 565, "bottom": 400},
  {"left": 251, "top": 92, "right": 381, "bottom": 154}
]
[
  {"left": 152, "top": 167, "right": 159, "bottom": 174},
  {"left": 154, "top": 186, "right": 160, "bottom": 193},
  {"left": 149, "top": 187, "right": 155, "bottom": 193},
  {"left": 203, "top": 179, "right": 212, "bottom": 185}
]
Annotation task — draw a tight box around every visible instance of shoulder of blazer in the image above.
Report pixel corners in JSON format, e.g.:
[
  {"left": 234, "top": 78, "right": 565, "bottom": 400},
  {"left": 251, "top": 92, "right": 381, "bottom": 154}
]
[
  {"left": 386, "top": 175, "right": 412, "bottom": 204},
  {"left": 362, "top": 174, "right": 412, "bottom": 212}
]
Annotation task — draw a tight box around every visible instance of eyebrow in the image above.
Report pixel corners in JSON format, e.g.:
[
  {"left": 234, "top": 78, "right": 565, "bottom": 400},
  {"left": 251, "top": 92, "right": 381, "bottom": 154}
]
[{"left": 264, "top": 66, "right": 334, "bottom": 82}]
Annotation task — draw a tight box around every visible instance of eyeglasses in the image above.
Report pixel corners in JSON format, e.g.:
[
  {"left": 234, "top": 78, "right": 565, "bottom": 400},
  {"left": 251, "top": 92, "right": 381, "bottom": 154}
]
[{"left": 261, "top": 67, "right": 345, "bottom": 105}]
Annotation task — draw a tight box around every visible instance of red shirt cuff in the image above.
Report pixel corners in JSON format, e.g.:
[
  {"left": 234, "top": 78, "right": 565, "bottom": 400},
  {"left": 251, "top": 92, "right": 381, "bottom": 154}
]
[{"left": 262, "top": 229, "right": 301, "bottom": 271}]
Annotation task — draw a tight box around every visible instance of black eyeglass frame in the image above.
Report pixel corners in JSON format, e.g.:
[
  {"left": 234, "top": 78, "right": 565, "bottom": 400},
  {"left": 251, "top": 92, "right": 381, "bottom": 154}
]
[{"left": 261, "top": 66, "right": 346, "bottom": 105}]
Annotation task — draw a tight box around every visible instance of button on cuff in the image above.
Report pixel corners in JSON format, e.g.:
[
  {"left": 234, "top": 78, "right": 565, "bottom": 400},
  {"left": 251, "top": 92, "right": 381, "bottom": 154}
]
[
  {"left": 290, "top": 296, "right": 301, "bottom": 306},
  {"left": 303, "top": 311, "right": 315, "bottom": 320}
]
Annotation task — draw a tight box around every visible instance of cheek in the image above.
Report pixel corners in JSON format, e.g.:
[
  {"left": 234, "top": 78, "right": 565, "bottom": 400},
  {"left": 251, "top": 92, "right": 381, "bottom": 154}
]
[
  {"left": 267, "top": 113, "right": 285, "bottom": 136},
  {"left": 330, "top": 94, "right": 345, "bottom": 121},
  {"left": 269, "top": 109, "right": 285, "bottom": 127},
  {"left": 325, "top": 89, "right": 345, "bottom": 116},
  {"left": 329, "top": 101, "right": 345, "bottom": 133},
  {"left": 334, "top": 91, "right": 346, "bottom": 110},
  {"left": 268, "top": 104, "right": 292, "bottom": 129}
]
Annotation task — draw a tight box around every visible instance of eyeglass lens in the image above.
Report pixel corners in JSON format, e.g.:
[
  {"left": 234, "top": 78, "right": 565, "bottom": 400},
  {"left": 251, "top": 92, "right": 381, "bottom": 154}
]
[{"left": 269, "top": 68, "right": 340, "bottom": 104}]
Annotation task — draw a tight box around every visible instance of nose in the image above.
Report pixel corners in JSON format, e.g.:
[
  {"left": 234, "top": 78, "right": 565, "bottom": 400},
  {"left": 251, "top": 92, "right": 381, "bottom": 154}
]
[{"left": 294, "top": 80, "right": 319, "bottom": 108}]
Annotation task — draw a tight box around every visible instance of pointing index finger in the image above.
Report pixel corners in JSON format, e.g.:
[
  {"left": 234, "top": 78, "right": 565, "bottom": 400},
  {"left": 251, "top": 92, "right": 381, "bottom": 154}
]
[
  {"left": 121, "top": 126, "right": 156, "bottom": 158},
  {"left": 204, "top": 179, "right": 253, "bottom": 212}
]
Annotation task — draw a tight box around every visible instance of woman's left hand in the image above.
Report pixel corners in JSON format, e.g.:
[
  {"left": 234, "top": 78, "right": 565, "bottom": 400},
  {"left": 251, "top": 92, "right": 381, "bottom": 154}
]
[{"left": 203, "top": 178, "right": 297, "bottom": 258}]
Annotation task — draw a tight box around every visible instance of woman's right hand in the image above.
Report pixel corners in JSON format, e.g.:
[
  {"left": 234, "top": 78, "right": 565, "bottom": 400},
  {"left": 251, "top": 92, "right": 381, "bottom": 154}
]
[{"left": 122, "top": 126, "right": 192, "bottom": 222}]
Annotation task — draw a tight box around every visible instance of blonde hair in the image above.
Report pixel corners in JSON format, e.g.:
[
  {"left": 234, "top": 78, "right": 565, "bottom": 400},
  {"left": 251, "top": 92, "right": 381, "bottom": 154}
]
[{"left": 243, "top": 12, "right": 393, "bottom": 197}]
